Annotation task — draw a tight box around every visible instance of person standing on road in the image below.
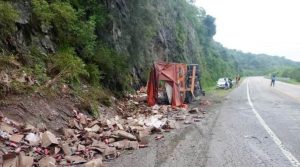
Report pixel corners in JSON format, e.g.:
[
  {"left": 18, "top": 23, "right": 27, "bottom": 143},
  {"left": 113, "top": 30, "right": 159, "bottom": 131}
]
[
  {"left": 236, "top": 74, "right": 241, "bottom": 87},
  {"left": 271, "top": 74, "right": 276, "bottom": 87}
]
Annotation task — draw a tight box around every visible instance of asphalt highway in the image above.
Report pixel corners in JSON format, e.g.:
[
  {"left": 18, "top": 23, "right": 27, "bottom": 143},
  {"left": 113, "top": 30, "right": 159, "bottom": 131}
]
[
  {"left": 206, "top": 77, "right": 300, "bottom": 167},
  {"left": 108, "top": 77, "right": 300, "bottom": 167}
]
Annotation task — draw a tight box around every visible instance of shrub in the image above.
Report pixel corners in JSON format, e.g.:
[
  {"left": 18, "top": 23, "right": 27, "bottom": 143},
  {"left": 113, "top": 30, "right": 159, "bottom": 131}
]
[
  {"left": 33, "top": 64, "right": 49, "bottom": 85},
  {"left": 31, "top": 0, "right": 54, "bottom": 26},
  {"left": 29, "top": 46, "right": 48, "bottom": 65},
  {"left": 9, "top": 80, "right": 35, "bottom": 95},
  {"left": 93, "top": 44, "right": 129, "bottom": 91},
  {"left": 0, "top": 55, "right": 20, "bottom": 70},
  {"left": 51, "top": 48, "right": 88, "bottom": 84},
  {"left": 32, "top": 0, "right": 77, "bottom": 45},
  {"left": 176, "top": 22, "right": 187, "bottom": 51},
  {"left": 0, "top": 1, "right": 19, "bottom": 38},
  {"left": 85, "top": 64, "right": 102, "bottom": 86},
  {"left": 73, "top": 16, "right": 97, "bottom": 59},
  {"left": 69, "top": 0, "right": 107, "bottom": 27},
  {"left": 50, "top": 1, "right": 77, "bottom": 29},
  {"left": 75, "top": 86, "right": 111, "bottom": 116}
]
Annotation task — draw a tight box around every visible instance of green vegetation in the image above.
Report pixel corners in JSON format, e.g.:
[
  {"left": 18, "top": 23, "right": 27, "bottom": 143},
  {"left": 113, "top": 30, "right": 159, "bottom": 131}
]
[
  {"left": 0, "top": 0, "right": 299, "bottom": 115},
  {"left": 74, "top": 86, "right": 110, "bottom": 116},
  {"left": 31, "top": 0, "right": 129, "bottom": 92},
  {"left": 31, "top": 0, "right": 54, "bottom": 26},
  {"left": 274, "top": 67, "right": 300, "bottom": 82},
  {"left": 93, "top": 45, "right": 130, "bottom": 92},
  {"left": 50, "top": 48, "right": 88, "bottom": 85},
  {"left": 0, "top": 1, "right": 19, "bottom": 41},
  {"left": 232, "top": 52, "right": 299, "bottom": 76},
  {"left": 85, "top": 64, "right": 102, "bottom": 87},
  {"left": 0, "top": 0, "right": 118, "bottom": 115},
  {"left": 0, "top": 55, "right": 19, "bottom": 70}
]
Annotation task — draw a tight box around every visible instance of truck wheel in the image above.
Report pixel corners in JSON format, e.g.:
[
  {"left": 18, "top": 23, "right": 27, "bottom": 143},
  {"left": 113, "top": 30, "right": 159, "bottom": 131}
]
[{"left": 185, "top": 92, "right": 193, "bottom": 103}]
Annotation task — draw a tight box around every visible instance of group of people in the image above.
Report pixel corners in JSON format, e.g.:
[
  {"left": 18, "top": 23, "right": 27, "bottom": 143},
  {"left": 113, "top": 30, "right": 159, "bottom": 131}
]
[
  {"left": 224, "top": 78, "right": 232, "bottom": 89},
  {"left": 224, "top": 75, "right": 241, "bottom": 89},
  {"left": 222, "top": 74, "right": 276, "bottom": 88}
]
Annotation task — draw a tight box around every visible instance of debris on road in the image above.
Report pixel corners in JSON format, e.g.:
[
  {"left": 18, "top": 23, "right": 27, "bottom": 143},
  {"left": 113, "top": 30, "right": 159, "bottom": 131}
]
[
  {"left": 155, "top": 135, "right": 164, "bottom": 140},
  {"left": 194, "top": 119, "right": 201, "bottom": 122},
  {"left": 38, "top": 156, "right": 56, "bottom": 167},
  {"left": 0, "top": 91, "right": 209, "bottom": 166},
  {"left": 84, "top": 157, "right": 103, "bottom": 167},
  {"left": 9, "top": 134, "right": 24, "bottom": 143},
  {"left": 41, "top": 131, "right": 59, "bottom": 147},
  {"left": 189, "top": 108, "right": 199, "bottom": 114}
]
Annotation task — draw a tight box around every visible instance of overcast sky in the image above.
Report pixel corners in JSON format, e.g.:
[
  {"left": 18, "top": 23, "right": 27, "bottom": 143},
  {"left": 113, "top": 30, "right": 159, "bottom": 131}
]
[{"left": 195, "top": 0, "right": 300, "bottom": 62}]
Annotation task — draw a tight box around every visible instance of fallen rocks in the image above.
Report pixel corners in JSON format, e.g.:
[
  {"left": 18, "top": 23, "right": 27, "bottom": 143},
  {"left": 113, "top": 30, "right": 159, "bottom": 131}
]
[
  {"left": 127, "top": 141, "right": 139, "bottom": 150},
  {"left": 104, "top": 147, "right": 117, "bottom": 159},
  {"left": 62, "top": 128, "right": 75, "bottom": 138},
  {"left": 189, "top": 107, "right": 199, "bottom": 114},
  {"left": 175, "top": 115, "right": 186, "bottom": 121},
  {"left": 111, "top": 141, "right": 124, "bottom": 150},
  {"left": 25, "top": 133, "right": 40, "bottom": 146},
  {"left": 23, "top": 123, "right": 35, "bottom": 132},
  {"left": 9, "top": 134, "right": 24, "bottom": 143},
  {"left": 38, "top": 156, "right": 56, "bottom": 167},
  {"left": 184, "top": 120, "right": 192, "bottom": 124},
  {"left": 0, "top": 130, "right": 11, "bottom": 139},
  {"left": 62, "top": 143, "right": 73, "bottom": 156},
  {"left": 144, "top": 115, "right": 167, "bottom": 129},
  {"left": 2, "top": 153, "right": 19, "bottom": 167},
  {"left": 167, "top": 120, "right": 176, "bottom": 129},
  {"left": 41, "top": 131, "right": 59, "bottom": 147},
  {"left": 194, "top": 119, "right": 201, "bottom": 122},
  {"left": 138, "top": 130, "right": 150, "bottom": 145},
  {"left": 85, "top": 125, "right": 101, "bottom": 132},
  {"left": 155, "top": 135, "right": 164, "bottom": 140},
  {"left": 65, "top": 155, "right": 87, "bottom": 164},
  {"left": 0, "top": 122, "right": 15, "bottom": 134},
  {"left": 19, "top": 154, "right": 34, "bottom": 167},
  {"left": 84, "top": 157, "right": 103, "bottom": 167},
  {"left": 112, "top": 130, "right": 137, "bottom": 141},
  {"left": 0, "top": 89, "right": 209, "bottom": 167}
]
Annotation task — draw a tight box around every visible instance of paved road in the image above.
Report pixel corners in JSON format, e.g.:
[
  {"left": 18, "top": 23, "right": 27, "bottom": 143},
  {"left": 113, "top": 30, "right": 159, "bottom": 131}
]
[
  {"left": 206, "top": 77, "right": 300, "bottom": 167},
  {"left": 108, "top": 77, "right": 300, "bottom": 167}
]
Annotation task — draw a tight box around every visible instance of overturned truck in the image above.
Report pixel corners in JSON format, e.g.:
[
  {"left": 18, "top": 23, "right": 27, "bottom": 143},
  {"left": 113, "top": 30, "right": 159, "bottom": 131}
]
[{"left": 147, "top": 62, "right": 204, "bottom": 107}]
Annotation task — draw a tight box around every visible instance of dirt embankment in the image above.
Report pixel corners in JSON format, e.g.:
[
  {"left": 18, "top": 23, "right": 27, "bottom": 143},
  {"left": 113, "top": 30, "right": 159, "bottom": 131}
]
[{"left": 0, "top": 94, "right": 78, "bottom": 133}]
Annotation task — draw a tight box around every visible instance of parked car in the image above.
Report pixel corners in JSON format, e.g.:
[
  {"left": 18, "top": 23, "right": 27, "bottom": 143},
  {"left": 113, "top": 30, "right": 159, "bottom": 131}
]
[{"left": 217, "top": 78, "right": 233, "bottom": 89}]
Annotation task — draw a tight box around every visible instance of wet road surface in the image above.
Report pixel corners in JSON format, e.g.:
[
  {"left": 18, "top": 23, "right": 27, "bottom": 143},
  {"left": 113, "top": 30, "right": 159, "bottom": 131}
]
[
  {"left": 207, "top": 77, "right": 300, "bottom": 167},
  {"left": 108, "top": 77, "right": 300, "bottom": 167}
]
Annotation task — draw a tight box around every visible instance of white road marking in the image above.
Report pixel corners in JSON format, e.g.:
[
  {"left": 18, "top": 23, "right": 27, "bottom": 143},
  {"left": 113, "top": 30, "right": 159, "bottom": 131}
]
[{"left": 247, "top": 80, "right": 300, "bottom": 167}]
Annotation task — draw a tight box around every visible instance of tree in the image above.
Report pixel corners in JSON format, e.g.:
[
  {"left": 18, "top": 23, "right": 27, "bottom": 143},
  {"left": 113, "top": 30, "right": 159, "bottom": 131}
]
[{"left": 203, "top": 15, "right": 216, "bottom": 37}]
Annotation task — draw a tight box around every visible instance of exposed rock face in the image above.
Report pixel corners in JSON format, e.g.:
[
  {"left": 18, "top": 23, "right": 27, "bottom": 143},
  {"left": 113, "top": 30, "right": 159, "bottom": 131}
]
[
  {"left": 14, "top": 1, "right": 31, "bottom": 25},
  {"left": 1, "top": 0, "right": 205, "bottom": 89},
  {"left": 105, "top": 0, "right": 202, "bottom": 87},
  {"left": 4, "top": 1, "right": 55, "bottom": 58}
]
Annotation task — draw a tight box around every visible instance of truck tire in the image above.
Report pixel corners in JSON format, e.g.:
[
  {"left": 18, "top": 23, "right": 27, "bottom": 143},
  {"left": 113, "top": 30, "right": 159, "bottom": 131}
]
[{"left": 185, "top": 91, "right": 193, "bottom": 103}]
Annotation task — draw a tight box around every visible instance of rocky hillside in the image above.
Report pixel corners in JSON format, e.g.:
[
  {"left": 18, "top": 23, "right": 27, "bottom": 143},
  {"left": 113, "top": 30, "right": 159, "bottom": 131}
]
[
  {"left": 0, "top": 0, "right": 299, "bottom": 101},
  {"left": 1, "top": 0, "right": 219, "bottom": 90}
]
